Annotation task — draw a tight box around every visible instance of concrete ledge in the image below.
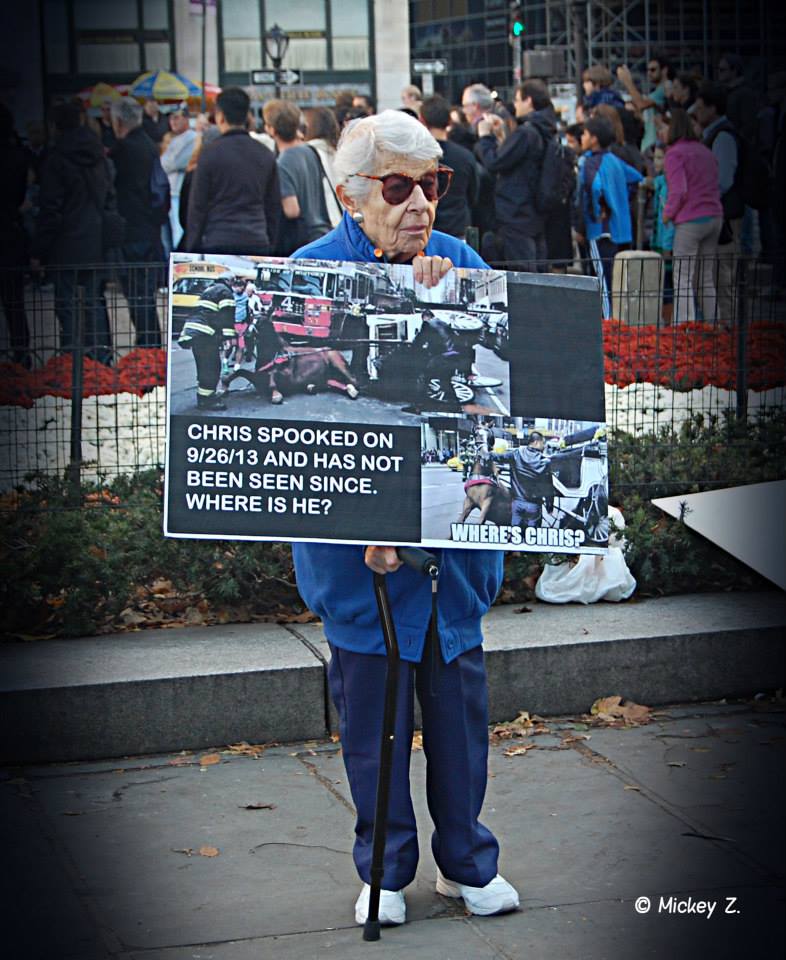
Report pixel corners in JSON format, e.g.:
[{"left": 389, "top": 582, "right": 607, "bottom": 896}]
[
  {"left": 0, "top": 623, "right": 325, "bottom": 764},
  {"left": 482, "top": 592, "right": 786, "bottom": 719},
  {"left": 1, "top": 593, "right": 784, "bottom": 763}
]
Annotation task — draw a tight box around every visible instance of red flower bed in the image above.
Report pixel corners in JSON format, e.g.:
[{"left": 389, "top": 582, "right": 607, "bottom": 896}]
[
  {"left": 603, "top": 320, "right": 786, "bottom": 391},
  {"left": 0, "top": 348, "right": 167, "bottom": 408},
  {"left": 1, "top": 325, "right": 783, "bottom": 408}
]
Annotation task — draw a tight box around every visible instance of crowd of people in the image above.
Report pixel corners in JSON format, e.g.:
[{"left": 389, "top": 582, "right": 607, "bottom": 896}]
[{"left": 1, "top": 52, "right": 784, "bottom": 365}]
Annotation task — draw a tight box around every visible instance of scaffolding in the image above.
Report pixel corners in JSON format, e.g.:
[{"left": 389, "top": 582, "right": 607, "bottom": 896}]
[{"left": 519, "top": 0, "right": 784, "bottom": 90}]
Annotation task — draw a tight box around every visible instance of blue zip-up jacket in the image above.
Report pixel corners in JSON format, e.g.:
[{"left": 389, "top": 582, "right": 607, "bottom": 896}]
[
  {"left": 290, "top": 212, "right": 504, "bottom": 663},
  {"left": 580, "top": 149, "right": 643, "bottom": 244}
]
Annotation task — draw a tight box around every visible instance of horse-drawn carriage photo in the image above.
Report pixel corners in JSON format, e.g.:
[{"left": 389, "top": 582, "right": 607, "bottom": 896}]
[
  {"left": 167, "top": 253, "right": 511, "bottom": 424},
  {"left": 420, "top": 415, "right": 609, "bottom": 551}
]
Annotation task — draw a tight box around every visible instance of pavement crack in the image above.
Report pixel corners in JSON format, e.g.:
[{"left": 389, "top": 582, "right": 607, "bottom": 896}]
[
  {"left": 247, "top": 840, "right": 351, "bottom": 857},
  {"left": 110, "top": 775, "right": 181, "bottom": 800},
  {"left": 463, "top": 915, "right": 519, "bottom": 959},
  {"left": 565, "top": 740, "right": 775, "bottom": 880},
  {"left": 285, "top": 624, "right": 326, "bottom": 665},
  {"left": 296, "top": 753, "right": 356, "bottom": 816}
]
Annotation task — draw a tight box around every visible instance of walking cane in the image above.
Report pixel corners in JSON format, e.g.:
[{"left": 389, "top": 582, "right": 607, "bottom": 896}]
[{"left": 362, "top": 545, "right": 440, "bottom": 942}]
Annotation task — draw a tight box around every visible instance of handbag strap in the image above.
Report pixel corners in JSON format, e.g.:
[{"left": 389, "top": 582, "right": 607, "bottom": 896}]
[{"left": 306, "top": 143, "right": 341, "bottom": 209}]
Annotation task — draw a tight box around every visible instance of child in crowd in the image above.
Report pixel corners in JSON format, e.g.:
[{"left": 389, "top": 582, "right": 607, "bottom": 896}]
[
  {"left": 575, "top": 117, "right": 644, "bottom": 317},
  {"left": 646, "top": 142, "right": 675, "bottom": 321}
]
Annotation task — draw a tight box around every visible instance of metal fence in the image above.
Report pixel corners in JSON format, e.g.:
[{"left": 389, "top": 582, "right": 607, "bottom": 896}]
[{"left": 0, "top": 255, "right": 783, "bottom": 501}]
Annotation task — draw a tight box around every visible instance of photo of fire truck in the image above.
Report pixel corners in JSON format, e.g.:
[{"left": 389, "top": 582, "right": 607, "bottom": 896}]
[{"left": 254, "top": 261, "right": 415, "bottom": 341}]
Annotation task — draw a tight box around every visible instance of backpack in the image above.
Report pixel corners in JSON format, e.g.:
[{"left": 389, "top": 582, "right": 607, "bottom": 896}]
[
  {"left": 705, "top": 120, "right": 769, "bottom": 212},
  {"left": 150, "top": 157, "right": 171, "bottom": 225},
  {"left": 535, "top": 131, "right": 576, "bottom": 216}
]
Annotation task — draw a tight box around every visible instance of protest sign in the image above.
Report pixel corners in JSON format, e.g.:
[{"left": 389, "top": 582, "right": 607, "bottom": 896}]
[{"left": 164, "top": 253, "right": 607, "bottom": 553}]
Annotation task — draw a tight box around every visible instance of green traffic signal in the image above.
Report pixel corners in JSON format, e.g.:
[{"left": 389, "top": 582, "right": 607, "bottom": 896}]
[{"left": 512, "top": 22, "right": 525, "bottom": 38}]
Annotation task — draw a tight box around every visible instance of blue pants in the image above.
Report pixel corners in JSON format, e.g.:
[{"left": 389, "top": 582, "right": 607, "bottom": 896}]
[
  {"left": 328, "top": 632, "right": 499, "bottom": 891},
  {"left": 512, "top": 497, "right": 541, "bottom": 528}
]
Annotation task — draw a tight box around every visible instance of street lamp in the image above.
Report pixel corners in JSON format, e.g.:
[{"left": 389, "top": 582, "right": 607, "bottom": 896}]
[{"left": 264, "top": 23, "right": 290, "bottom": 99}]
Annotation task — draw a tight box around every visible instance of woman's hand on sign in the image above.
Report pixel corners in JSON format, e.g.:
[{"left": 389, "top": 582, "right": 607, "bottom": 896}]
[
  {"left": 413, "top": 255, "right": 453, "bottom": 289},
  {"left": 364, "top": 546, "right": 403, "bottom": 575}
]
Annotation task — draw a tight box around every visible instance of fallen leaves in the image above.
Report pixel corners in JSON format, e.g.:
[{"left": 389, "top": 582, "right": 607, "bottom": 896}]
[
  {"left": 280, "top": 609, "right": 320, "bottom": 624},
  {"left": 590, "top": 695, "right": 651, "bottom": 725},
  {"left": 199, "top": 753, "right": 222, "bottom": 767},
  {"left": 503, "top": 743, "right": 538, "bottom": 757},
  {"left": 171, "top": 846, "right": 221, "bottom": 857},
  {"left": 240, "top": 802, "right": 276, "bottom": 811},
  {"left": 559, "top": 732, "right": 591, "bottom": 747},
  {"left": 224, "top": 741, "right": 269, "bottom": 758},
  {"left": 491, "top": 695, "right": 653, "bottom": 757},
  {"left": 491, "top": 711, "right": 551, "bottom": 743}
]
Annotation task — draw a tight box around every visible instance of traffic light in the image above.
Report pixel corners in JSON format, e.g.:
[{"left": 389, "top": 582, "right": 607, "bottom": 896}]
[{"left": 510, "top": 2, "right": 525, "bottom": 40}]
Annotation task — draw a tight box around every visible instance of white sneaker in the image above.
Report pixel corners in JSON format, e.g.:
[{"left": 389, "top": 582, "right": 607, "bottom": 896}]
[
  {"left": 354, "top": 884, "right": 406, "bottom": 925},
  {"left": 436, "top": 868, "right": 519, "bottom": 916}
]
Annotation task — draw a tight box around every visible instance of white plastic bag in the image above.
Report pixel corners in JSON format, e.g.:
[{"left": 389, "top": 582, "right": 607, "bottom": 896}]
[{"left": 535, "top": 507, "right": 636, "bottom": 604}]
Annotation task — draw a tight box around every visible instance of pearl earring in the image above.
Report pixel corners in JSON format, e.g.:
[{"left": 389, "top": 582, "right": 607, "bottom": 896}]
[{"left": 352, "top": 211, "right": 364, "bottom": 224}]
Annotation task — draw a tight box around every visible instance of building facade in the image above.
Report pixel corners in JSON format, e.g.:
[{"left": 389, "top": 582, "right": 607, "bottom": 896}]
[{"left": 27, "top": 0, "right": 410, "bottom": 124}]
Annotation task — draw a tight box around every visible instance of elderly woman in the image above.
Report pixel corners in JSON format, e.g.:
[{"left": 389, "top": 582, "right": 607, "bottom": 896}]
[{"left": 290, "top": 110, "right": 519, "bottom": 927}]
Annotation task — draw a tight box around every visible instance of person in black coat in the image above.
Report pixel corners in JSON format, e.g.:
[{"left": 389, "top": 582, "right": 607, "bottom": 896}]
[
  {"left": 477, "top": 79, "right": 557, "bottom": 271},
  {"left": 141, "top": 98, "right": 170, "bottom": 145},
  {"left": 184, "top": 87, "right": 280, "bottom": 255},
  {"left": 31, "top": 102, "right": 112, "bottom": 363},
  {"left": 420, "top": 95, "right": 479, "bottom": 240},
  {"left": 110, "top": 97, "right": 164, "bottom": 348}
]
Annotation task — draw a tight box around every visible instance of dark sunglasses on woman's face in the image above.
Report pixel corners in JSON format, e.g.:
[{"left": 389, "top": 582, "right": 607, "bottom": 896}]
[{"left": 355, "top": 166, "right": 453, "bottom": 205}]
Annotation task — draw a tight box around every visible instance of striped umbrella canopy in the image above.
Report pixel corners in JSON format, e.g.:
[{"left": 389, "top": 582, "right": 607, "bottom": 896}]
[
  {"left": 77, "top": 82, "right": 129, "bottom": 107},
  {"left": 130, "top": 70, "right": 201, "bottom": 102},
  {"left": 188, "top": 82, "right": 222, "bottom": 107}
]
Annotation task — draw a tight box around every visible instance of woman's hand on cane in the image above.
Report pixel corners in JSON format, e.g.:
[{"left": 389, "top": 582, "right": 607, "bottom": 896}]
[{"left": 365, "top": 546, "right": 403, "bottom": 575}]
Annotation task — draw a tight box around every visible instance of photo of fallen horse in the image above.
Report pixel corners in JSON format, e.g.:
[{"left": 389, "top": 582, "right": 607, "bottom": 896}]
[{"left": 420, "top": 415, "right": 609, "bottom": 552}]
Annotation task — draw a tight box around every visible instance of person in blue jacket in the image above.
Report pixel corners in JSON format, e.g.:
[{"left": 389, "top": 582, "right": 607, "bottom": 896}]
[
  {"left": 291, "top": 110, "right": 519, "bottom": 927},
  {"left": 575, "top": 116, "right": 644, "bottom": 317}
]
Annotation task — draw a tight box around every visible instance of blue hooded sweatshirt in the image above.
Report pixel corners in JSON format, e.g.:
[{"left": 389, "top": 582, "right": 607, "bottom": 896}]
[
  {"left": 579, "top": 149, "right": 643, "bottom": 244},
  {"left": 290, "top": 212, "right": 504, "bottom": 663}
]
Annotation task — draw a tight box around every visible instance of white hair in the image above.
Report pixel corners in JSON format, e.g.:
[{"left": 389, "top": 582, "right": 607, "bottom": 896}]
[
  {"left": 334, "top": 109, "right": 443, "bottom": 202},
  {"left": 463, "top": 83, "right": 494, "bottom": 112},
  {"left": 110, "top": 97, "right": 143, "bottom": 130}
]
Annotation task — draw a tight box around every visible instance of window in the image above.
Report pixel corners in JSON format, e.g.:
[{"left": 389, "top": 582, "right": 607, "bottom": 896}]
[
  {"left": 143, "top": 0, "right": 169, "bottom": 30},
  {"left": 265, "top": 0, "right": 327, "bottom": 70},
  {"left": 74, "top": 0, "right": 138, "bottom": 29},
  {"left": 173, "top": 277, "right": 214, "bottom": 296},
  {"left": 78, "top": 42, "right": 141, "bottom": 73},
  {"left": 222, "top": 0, "right": 262, "bottom": 72},
  {"left": 291, "top": 272, "right": 326, "bottom": 296},
  {"left": 49, "top": 0, "right": 170, "bottom": 79},
  {"left": 331, "top": 0, "right": 369, "bottom": 69},
  {"left": 145, "top": 43, "right": 171, "bottom": 71},
  {"left": 258, "top": 268, "right": 290, "bottom": 292}
]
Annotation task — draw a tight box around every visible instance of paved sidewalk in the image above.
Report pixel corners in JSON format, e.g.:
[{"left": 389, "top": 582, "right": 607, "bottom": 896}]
[{"left": 3, "top": 699, "right": 784, "bottom": 960}]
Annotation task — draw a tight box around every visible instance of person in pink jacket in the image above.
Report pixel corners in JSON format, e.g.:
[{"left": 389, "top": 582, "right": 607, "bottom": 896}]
[{"left": 663, "top": 109, "right": 723, "bottom": 323}]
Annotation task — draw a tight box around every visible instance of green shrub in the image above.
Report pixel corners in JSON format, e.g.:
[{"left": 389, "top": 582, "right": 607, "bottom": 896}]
[
  {"left": 1, "top": 410, "right": 782, "bottom": 637},
  {"left": 1, "top": 470, "right": 299, "bottom": 639}
]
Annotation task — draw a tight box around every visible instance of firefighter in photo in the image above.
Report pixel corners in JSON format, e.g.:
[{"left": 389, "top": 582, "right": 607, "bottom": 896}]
[
  {"left": 177, "top": 271, "right": 237, "bottom": 410},
  {"left": 413, "top": 308, "right": 472, "bottom": 404}
]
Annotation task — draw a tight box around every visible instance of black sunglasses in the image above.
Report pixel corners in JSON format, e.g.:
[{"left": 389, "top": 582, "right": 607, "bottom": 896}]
[{"left": 355, "top": 166, "right": 453, "bottom": 205}]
